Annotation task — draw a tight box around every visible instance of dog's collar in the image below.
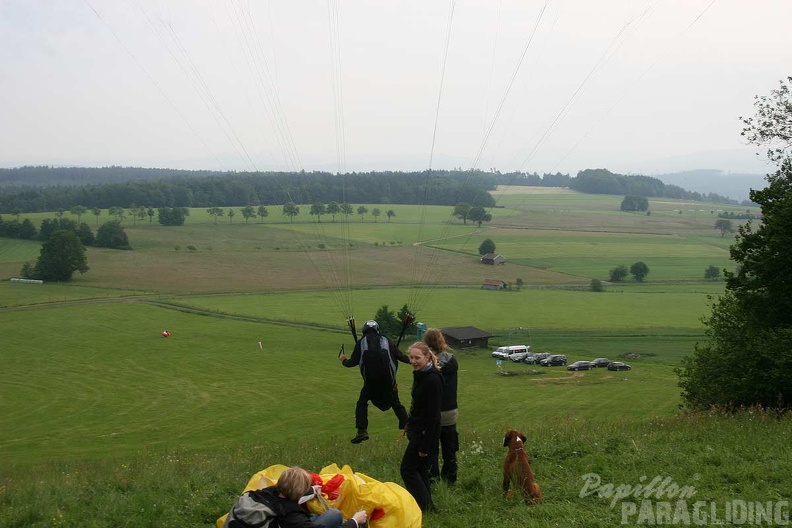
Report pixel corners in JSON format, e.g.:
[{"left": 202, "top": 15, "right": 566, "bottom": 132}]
[{"left": 514, "top": 447, "right": 524, "bottom": 451}]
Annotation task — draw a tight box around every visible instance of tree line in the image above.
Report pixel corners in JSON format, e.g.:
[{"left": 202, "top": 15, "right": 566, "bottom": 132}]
[
  {"left": 0, "top": 169, "right": 498, "bottom": 214},
  {"left": 0, "top": 166, "right": 733, "bottom": 215}
]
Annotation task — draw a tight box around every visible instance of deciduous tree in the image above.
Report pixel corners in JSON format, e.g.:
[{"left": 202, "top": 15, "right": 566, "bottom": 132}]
[
  {"left": 341, "top": 203, "right": 354, "bottom": 221},
  {"left": 704, "top": 265, "right": 721, "bottom": 281},
  {"left": 453, "top": 202, "right": 472, "bottom": 224},
  {"left": 468, "top": 206, "right": 492, "bottom": 227},
  {"left": 609, "top": 265, "right": 628, "bottom": 282},
  {"left": 326, "top": 202, "right": 340, "bottom": 222},
  {"left": 282, "top": 202, "right": 299, "bottom": 223},
  {"left": 630, "top": 261, "right": 649, "bottom": 282},
  {"left": 257, "top": 205, "right": 269, "bottom": 223},
  {"left": 241, "top": 206, "right": 256, "bottom": 223},
  {"left": 158, "top": 207, "right": 189, "bottom": 226},
  {"left": 310, "top": 202, "right": 326, "bottom": 222},
  {"left": 714, "top": 218, "right": 734, "bottom": 237},
  {"left": 478, "top": 238, "right": 496, "bottom": 256},
  {"left": 679, "top": 78, "right": 792, "bottom": 409},
  {"left": 96, "top": 221, "right": 130, "bottom": 249},
  {"left": 31, "top": 230, "right": 89, "bottom": 281},
  {"left": 207, "top": 207, "right": 224, "bottom": 223},
  {"left": 70, "top": 205, "right": 87, "bottom": 223}
]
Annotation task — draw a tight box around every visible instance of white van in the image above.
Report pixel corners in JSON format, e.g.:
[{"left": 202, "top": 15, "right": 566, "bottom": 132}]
[{"left": 491, "top": 345, "right": 531, "bottom": 360}]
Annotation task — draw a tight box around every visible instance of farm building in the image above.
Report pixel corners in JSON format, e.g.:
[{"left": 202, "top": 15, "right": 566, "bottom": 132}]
[
  {"left": 481, "top": 279, "right": 507, "bottom": 290},
  {"left": 480, "top": 253, "right": 505, "bottom": 265},
  {"left": 441, "top": 326, "right": 493, "bottom": 348}
]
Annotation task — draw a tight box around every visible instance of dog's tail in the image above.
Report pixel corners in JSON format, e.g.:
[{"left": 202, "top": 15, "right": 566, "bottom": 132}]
[{"left": 530, "top": 482, "right": 542, "bottom": 503}]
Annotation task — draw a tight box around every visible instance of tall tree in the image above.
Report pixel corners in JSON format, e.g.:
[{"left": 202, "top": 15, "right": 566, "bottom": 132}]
[
  {"left": 241, "top": 205, "right": 256, "bottom": 223},
  {"left": 256, "top": 205, "right": 269, "bottom": 223},
  {"left": 310, "top": 202, "right": 326, "bottom": 223},
  {"left": 629, "top": 261, "right": 649, "bottom": 282},
  {"left": 31, "top": 230, "right": 89, "bottom": 281},
  {"left": 227, "top": 208, "right": 235, "bottom": 223},
  {"left": 70, "top": 205, "right": 87, "bottom": 223},
  {"left": 679, "top": 78, "right": 792, "bottom": 409},
  {"left": 386, "top": 210, "right": 395, "bottom": 223},
  {"left": 468, "top": 206, "right": 492, "bottom": 227},
  {"left": 740, "top": 76, "right": 792, "bottom": 163},
  {"left": 326, "top": 201, "right": 340, "bottom": 222},
  {"left": 282, "top": 202, "right": 299, "bottom": 223},
  {"left": 714, "top": 218, "right": 735, "bottom": 237},
  {"left": 19, "top": 218, "right": 38, "bottom": 240},
  {"left": 207, "top": 207, "right": 224, "bottom": 223},
  {"left": 134, "top": 206, "right": 148, "bottom": 225},
  {"left": 356, "top": 205, "right": 368, "bottom": 222},
  {"left": 92, "top": 207, "right": 102, "bottom": 227},
  {"left": 371, "top": 208, "right": 381, "bottom": 223},
  {"left": 453, "top": 202, "right": 472, "bottom": 224},
  {"left": 341, "top": 202, "right": 354, "bottom": 221},
  {"left": 108, "top": 206, "right": 125, "bottom": 222}
]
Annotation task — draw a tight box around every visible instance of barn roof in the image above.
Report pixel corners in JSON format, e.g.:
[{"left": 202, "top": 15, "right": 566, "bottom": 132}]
[{"left": 441, "top": 326, "right": 493, "bottom": 340}]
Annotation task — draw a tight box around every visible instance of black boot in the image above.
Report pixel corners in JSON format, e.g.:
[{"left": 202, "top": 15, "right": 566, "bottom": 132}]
[{"left": 350, "top": 429, "right": 369, "bottom": 444}]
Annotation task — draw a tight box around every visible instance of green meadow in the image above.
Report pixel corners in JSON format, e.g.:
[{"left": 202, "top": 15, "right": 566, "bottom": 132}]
[{"left": 2, "top": 186, "right": 788, "bottom": 528}]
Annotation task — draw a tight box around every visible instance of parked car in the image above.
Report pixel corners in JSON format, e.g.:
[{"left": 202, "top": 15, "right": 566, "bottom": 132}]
[
  {"left": 520, "top": 354, "right": 540, "bottom": 365},
  {"left": 608, "top": 361, "right": 632, "bottom": 371},
  {"left": 509, "top": 350, "right": 534, "bottom": 362},
  {"left": 492, "top": 345, "right": 530, "bottom": 360},
  {"left": 590, "top": 358, "right": 611, "bottom": 368},
  {"left": 540, "top": 354, "right": 567, "bottom": 366},
  {"left": 567, "top": 360, "right": 592, "bottom": 371},
  {"left": 533, "top": 352, "right": 551, "bottom": 362}
]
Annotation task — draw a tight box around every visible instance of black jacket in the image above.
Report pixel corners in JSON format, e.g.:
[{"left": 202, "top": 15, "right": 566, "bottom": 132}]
[
  {"left": 407, "top": 366, "right": 443, "bottom": 454},
  {"left": 341, "top": 334, "right": 409, "bottom": 383},
  {"left": 437, "top": 351, "right": 458, "bottom": 412},
  {"left": 225, "top": 486, "right": 358, "bottom": 528}
]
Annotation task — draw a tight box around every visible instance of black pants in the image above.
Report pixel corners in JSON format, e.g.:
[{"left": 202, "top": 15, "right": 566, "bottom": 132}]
[
  {"left": 354, "top": 383, "right": 408, "bottom": 431},
  {"left": 429, "top": 423, "right": 459, "bottom": 484},
  {"left": 400, "top": 433, "right": 435, "bottom": 512}
]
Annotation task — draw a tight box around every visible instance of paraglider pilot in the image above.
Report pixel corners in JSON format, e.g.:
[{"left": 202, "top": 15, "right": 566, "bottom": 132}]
[{"left": 339, "top": 320, "right": 410, "bottom": 444}]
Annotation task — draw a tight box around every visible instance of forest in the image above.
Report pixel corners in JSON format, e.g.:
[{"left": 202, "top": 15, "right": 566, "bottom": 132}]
[{"left": 0, "top": 166, "right": 734, "bottom": 214}]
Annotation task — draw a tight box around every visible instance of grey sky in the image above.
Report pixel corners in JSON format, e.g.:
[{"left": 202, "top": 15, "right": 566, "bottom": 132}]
[{"left": 1, "top": 1, "right": 789, "bottom": 177}]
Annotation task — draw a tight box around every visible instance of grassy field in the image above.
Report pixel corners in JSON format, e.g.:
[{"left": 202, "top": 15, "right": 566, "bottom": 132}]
[{"left": 2, "top": 186, "right": 786, "bottom": 527}]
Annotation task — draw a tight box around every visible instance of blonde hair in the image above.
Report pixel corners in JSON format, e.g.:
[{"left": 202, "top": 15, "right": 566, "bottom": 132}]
[
  {"left": 423, "top": 328, "right": 451, "bottom": 354},
  {"left": 408, "top": 341, "right": 441, "bottom": 370},
  {"left": 277, "top": 467, "right": 312, "bottom": 502}
]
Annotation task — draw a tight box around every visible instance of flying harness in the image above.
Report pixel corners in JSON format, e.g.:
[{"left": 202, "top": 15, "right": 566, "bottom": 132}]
[{"left": 360, "top": 334, "right": 398, "bottom": 388}]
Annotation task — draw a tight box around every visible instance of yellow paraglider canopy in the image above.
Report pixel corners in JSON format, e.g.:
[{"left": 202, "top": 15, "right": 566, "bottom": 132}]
[{"left": 217, "top": 463, "right": 421, "bottom": 528}]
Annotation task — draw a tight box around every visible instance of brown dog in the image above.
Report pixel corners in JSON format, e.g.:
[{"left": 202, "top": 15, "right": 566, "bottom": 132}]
[{"left": 502, "top": 430, "right": 542, "bottom": 504}]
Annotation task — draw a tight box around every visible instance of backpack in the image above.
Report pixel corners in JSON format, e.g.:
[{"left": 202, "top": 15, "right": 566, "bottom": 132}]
[
  {"left": 359, "top": 334, "right": 397, "bottom": 384},
  {"left": 223, "top": 489, "right": 277, "bottom": 528}
]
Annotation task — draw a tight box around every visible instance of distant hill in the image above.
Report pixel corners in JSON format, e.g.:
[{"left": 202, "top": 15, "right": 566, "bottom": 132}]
[{"left": 652, "top": 170, "right": 767, "bottom": 203}]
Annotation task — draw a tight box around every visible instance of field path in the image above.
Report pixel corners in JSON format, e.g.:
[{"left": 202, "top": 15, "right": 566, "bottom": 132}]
[{"left": 0, "top": 296, "right": 347, "bottom": 334}]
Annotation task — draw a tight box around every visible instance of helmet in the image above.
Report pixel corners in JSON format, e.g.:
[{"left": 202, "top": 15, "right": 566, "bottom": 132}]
[{"left": 362, "top": 320, "right": 380, "bottom": 335}]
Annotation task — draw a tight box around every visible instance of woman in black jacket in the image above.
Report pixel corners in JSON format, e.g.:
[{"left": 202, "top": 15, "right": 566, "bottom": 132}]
[
  {"left": 400, "top": 341, "right": 443, "bottom": 512},
  {"left": 423, "top": 328, "right": 459, "bottom": 484}
]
